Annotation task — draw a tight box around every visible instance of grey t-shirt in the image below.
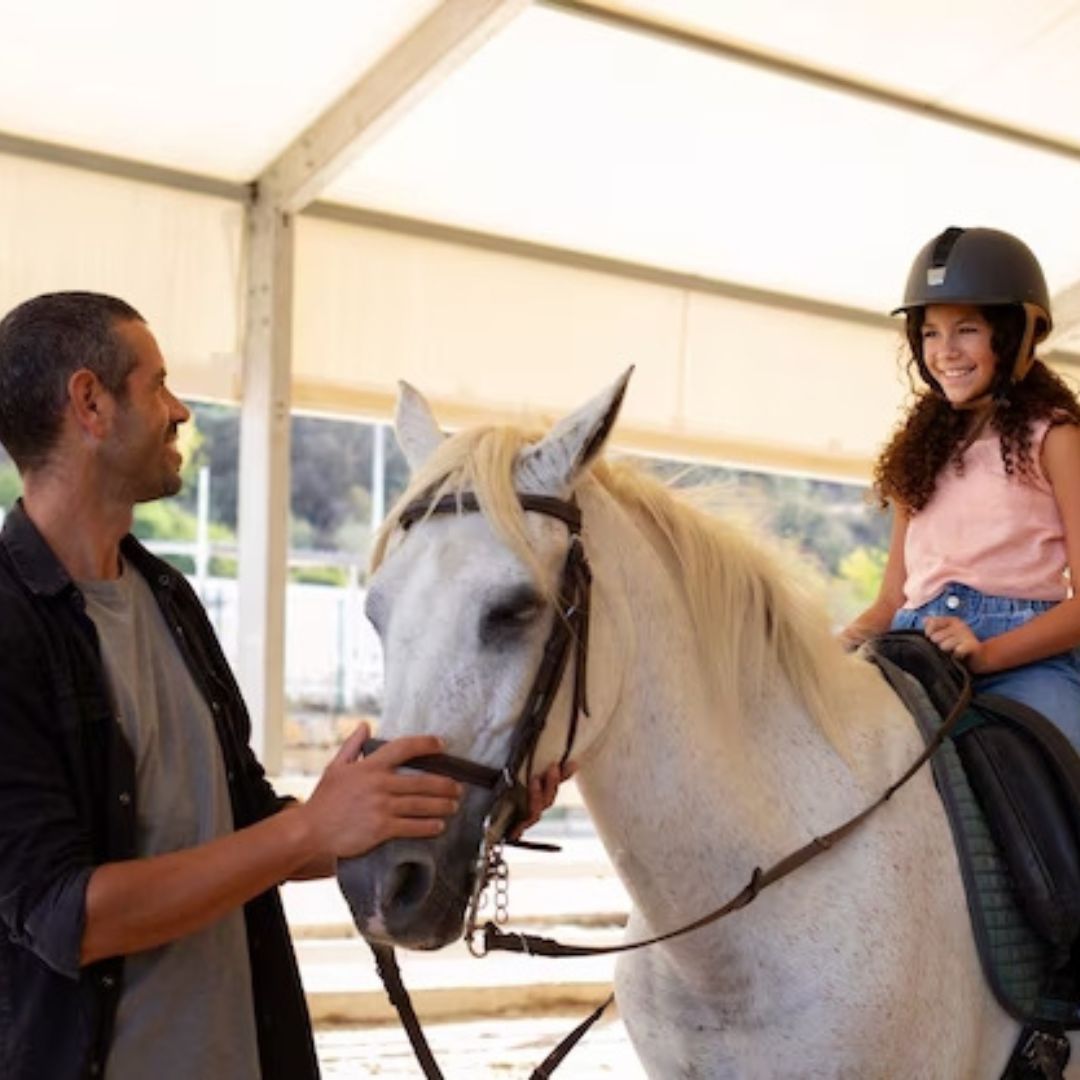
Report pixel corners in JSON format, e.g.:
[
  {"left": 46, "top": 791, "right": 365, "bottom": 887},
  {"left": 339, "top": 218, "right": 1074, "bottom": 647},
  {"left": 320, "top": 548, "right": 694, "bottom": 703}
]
[{"left": 80, "top": 562, "right": 260, "bottom": 1080}]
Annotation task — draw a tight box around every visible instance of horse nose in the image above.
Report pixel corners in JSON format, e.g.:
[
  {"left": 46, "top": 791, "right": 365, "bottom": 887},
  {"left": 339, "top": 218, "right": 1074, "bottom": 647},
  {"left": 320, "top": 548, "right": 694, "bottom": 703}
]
[{"left": 385, "top": 854, "right": 436, "bottom": 917}]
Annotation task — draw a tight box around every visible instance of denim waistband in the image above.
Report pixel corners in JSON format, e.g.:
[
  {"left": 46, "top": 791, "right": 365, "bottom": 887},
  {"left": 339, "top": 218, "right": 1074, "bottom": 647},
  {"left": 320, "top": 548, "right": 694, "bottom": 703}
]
[{"left": 901, "top": 582, "right": 1058, "bottom": 622}]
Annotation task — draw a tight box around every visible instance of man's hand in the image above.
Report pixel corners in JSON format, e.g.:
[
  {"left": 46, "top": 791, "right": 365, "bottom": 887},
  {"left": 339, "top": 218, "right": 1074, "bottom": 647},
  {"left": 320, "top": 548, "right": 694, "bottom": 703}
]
[
  {"left": 299, "top": 723, "right": 462, "bottom": 861},
  {"left": 509, "top": 760, "right": 577, "bottom": 841},
  {"left": 923, "top": 615, "right": 986, "bottom": 671}
]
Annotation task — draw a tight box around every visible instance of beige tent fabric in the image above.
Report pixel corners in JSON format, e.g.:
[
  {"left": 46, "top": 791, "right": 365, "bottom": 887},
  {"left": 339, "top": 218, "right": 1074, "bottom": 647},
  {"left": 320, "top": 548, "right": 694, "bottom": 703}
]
[
  {"left": 293, "top": 215, "right": 908, "bottom": 479},
  {"left": 0, "top": 152, "right": 244, "bottom": 402}
]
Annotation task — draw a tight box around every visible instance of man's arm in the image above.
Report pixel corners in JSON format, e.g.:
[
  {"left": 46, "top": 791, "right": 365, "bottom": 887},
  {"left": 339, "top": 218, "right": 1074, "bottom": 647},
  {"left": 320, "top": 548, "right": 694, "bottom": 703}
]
[{"left": 81, "top": 726, "right": 459, "bottom": 964}]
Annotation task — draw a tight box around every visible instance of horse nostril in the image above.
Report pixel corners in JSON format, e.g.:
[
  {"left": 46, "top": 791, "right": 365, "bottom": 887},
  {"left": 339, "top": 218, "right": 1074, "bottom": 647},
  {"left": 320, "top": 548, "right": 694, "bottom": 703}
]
[{"left": 386, "top": 860, "right": 434, "bottom": 912}]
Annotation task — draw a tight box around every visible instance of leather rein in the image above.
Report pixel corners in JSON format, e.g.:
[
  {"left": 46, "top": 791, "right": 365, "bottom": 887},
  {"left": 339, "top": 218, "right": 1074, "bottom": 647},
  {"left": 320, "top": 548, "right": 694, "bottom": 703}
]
[{"left": 364, "top": 489, "right": 976, "bottom": 1080}]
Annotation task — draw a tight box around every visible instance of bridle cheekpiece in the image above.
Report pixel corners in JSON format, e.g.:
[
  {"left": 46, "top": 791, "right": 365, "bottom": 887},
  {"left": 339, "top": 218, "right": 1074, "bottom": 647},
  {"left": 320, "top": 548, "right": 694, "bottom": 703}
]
[{"left": 361, "top": 488, "right": 593, "bottom": 952}]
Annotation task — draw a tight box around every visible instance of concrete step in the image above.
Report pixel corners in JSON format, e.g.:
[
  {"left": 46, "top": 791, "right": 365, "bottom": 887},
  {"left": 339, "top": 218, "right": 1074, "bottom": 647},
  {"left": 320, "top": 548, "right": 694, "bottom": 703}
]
[
  {"left": 315, "top": 1013, "right": 647, "bottom": 1078},
  {"left": 298, "top": 928, "right": 623, "bottom": 1025}
]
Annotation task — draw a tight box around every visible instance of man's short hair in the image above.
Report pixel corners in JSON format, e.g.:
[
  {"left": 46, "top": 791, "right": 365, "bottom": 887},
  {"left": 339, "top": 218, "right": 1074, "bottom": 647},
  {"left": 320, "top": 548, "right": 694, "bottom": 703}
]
[{"left": 0, "top": 291, "right": 144, "bottom": 472}]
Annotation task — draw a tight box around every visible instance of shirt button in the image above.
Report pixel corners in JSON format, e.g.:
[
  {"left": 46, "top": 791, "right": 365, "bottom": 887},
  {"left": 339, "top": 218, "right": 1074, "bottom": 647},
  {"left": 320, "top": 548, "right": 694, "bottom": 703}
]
[
  {"left": 945, "top": 595, "right": 960, "bottom": 611},
  {"left": 101, "top": 974, "right": 116, "bottom": 989},
  {"left": 118, "top": 791, "right": 132, "bottom": 806}
]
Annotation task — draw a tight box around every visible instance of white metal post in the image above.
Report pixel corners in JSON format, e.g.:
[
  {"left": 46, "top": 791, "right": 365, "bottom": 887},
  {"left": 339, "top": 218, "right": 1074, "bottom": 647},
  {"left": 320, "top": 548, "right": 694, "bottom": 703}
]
[{"left": 237, "top": 201, "right": 294, "bottom": 772}]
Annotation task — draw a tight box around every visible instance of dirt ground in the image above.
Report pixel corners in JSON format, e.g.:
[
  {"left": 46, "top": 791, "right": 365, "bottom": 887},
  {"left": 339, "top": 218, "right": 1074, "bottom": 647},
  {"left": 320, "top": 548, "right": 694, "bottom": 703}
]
[{"left": 315, "top": 1014, "right": 647, "bottom": 1078}]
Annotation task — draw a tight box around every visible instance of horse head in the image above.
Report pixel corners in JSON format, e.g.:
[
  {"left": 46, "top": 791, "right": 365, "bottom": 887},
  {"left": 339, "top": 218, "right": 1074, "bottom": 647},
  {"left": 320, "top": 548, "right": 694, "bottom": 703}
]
[{"left": 336, "top": 371, "right": 632, "bottom": 950}]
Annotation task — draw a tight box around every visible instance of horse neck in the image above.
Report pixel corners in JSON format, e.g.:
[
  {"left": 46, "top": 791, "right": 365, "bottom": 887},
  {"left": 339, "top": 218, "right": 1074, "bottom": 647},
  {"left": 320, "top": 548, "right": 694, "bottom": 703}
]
[{"left": 573, "top": 487, "right": 913, "bottom": 928}]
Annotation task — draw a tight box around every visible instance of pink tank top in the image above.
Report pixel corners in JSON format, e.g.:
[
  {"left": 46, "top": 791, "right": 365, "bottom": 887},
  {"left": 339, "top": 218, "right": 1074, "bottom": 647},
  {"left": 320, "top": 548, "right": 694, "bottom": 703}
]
[{"left": 902, "top": 419, "right": 1067, "bottom": 608}]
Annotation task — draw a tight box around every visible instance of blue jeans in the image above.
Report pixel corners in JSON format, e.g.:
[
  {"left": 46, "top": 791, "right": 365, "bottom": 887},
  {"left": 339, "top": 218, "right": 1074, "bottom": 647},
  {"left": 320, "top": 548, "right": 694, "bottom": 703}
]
[{"left": 892, "top": 582, "right": 1080, "bottom": 749}]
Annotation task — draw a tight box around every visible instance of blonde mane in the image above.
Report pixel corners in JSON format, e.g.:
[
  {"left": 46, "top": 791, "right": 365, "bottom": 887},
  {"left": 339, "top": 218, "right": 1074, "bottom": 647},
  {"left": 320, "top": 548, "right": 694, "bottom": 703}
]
[{"left": 373, "top": 424, "right": 850, "bottom": 750}]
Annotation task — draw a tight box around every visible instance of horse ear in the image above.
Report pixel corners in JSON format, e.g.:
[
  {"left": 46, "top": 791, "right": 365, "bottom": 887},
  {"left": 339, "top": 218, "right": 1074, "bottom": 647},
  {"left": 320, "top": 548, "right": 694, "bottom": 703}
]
[
  {"left": 516, "top": 367, "right": 633, "bottom": 494},
  {"left": 395, "top": 381, "right": 446, "bottom": 473}
]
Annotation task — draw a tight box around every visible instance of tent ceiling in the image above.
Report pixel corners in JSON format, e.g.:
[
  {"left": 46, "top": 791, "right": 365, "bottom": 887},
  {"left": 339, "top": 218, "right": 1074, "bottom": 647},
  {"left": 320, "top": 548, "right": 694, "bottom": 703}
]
[
  {"left": 0, "top": 0, "right": 439, "bottom": 179},
  {"left": 3, "top": 0, "right": 1080, "bottom": 414},
  {"left": 322, "top": 1, "right": 1080, "bottom": 326},
  {"left": 607, "top": 0, "right": 1080, "bottom": 145}
]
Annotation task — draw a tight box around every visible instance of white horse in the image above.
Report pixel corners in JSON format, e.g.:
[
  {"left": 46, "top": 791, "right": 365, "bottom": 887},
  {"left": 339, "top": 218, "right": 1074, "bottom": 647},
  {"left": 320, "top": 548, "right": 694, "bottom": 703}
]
[{"left": 338, "top": 372, "right": 1077, "bottom": 1078}]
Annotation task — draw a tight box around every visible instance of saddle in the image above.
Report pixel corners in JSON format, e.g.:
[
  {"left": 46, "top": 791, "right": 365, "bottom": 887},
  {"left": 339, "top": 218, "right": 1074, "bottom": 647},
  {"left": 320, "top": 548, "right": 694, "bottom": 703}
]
[{"left": 869, "top": 631, "right": 1080, "bottom": 1032}]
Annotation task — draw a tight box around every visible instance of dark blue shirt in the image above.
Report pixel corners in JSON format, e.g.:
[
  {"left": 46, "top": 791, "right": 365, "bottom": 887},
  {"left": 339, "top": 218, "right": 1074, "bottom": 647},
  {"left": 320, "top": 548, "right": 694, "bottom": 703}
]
[{"left": 0, "top": 502, "right": 319, "bottom": 1079}]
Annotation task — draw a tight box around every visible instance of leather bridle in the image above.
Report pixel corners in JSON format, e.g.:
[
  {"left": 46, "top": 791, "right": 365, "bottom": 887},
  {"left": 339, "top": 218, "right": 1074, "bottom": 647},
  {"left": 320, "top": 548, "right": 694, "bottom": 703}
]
[{"left": 362, "top": 489, "right": 593, "bottom": 946}]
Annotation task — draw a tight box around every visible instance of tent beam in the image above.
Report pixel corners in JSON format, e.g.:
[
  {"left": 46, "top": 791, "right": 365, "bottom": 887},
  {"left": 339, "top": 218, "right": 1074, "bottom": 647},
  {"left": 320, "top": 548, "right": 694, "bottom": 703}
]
[
  {"left": 260, "top": 0, "right": 528, "bottom": 213},
  {"left": 540, "top": 0, "right": 1080, "bottom": 164},
  {"left": 0, "top": 129, "right": 247, "bottom": 200}
]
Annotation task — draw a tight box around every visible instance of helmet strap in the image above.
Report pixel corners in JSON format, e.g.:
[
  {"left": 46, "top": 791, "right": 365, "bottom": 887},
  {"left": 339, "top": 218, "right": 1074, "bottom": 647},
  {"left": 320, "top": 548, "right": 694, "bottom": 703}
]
[{"left": 1009, "top": 302, "right": 1043, "bottom": 383}]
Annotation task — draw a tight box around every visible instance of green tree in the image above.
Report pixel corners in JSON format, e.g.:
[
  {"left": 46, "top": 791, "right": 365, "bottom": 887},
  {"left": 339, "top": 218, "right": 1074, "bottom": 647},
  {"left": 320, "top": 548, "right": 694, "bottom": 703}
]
[
  {"left": 839, "top": 545, "right": 888, "bottom": 607},
  {"left": 0, "top": 461, "right": 21, "bottom": 510}
]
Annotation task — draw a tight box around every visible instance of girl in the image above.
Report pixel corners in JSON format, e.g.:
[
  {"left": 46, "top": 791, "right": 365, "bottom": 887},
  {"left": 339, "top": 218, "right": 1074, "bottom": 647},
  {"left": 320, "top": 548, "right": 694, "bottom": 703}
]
[{"left": 841, "top": 226, "right": 1080, "bottom": 748}]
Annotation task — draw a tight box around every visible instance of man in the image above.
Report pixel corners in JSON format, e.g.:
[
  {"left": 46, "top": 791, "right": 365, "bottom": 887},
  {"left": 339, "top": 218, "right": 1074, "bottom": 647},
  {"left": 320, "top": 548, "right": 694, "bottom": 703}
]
[{"left": 0, "top": 292, "right": 464, "bottom": 1079}]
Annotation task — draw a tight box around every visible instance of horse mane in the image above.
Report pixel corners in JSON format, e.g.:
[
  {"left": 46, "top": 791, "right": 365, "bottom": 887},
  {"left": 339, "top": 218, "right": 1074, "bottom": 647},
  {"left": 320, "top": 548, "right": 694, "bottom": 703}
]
[{"left": 372, "top": 424, "right": 850, "bottom": 751}]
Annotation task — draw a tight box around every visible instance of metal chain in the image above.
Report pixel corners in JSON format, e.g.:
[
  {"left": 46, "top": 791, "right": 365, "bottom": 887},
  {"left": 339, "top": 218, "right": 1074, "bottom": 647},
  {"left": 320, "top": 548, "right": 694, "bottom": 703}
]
[
  {"left": 492, "top": 846, "right": 510, "bottom": 925},
  {"left": 466, "top": 838, "right": 510, "bottom": 955}
]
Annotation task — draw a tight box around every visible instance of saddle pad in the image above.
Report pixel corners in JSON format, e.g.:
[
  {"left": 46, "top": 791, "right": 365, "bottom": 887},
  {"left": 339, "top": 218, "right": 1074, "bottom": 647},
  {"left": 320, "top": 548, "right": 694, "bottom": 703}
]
[{"left": 877, "top": 658, "right": 1079, "bottom": 1028}]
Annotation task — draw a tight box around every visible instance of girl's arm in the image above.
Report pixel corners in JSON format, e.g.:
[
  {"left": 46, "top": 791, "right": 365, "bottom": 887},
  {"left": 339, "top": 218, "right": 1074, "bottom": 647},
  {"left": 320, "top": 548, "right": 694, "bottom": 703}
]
[
  {"left": 958, "top": 423, "right": 1080, "bottom": 673},
  {"left": 837, "top": 506, "right": 909, "bottom": 649}
]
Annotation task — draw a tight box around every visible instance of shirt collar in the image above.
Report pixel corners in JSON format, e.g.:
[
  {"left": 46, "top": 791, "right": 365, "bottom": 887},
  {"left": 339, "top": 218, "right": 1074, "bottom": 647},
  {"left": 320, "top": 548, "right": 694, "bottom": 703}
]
[{"left": 0, "top": 499, "right": 74, "bottom": 597}]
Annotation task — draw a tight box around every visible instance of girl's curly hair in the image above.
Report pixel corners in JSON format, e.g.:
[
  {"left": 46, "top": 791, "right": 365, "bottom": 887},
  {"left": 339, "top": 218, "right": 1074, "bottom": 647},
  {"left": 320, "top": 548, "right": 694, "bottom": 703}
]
[{"left": 874, "top": 304, "right": 1080, "bottom": 513}]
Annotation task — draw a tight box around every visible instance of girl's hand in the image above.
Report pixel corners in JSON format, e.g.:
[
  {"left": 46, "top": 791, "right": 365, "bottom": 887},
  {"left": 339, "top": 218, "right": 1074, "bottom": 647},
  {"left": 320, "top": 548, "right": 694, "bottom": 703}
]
[
  {"left": 837, "top": 623, "right": 869, "bottom": 652},
  {"left": 509, "top": 761, "right": 577, "bottom": 840},
  {"left": 923, "top": 615, "right": 986, "bottom": 671}
]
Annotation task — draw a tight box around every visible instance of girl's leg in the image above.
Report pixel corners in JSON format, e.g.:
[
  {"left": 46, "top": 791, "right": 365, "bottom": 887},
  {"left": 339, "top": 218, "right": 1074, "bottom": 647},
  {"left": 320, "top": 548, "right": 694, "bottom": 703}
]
[{"left": 976, "top": 656, "right": 1080, "bottom": 750}]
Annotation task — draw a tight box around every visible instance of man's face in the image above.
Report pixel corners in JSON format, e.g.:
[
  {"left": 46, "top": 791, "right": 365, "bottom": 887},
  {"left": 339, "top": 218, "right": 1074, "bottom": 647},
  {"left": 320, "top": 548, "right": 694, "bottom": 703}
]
[{"left": 101, "top": 320, "right": 191, "bottom": 503}]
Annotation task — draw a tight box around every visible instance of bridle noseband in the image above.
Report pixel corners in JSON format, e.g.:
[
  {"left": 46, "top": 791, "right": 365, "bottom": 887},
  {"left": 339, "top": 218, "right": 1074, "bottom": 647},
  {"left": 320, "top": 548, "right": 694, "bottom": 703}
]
[{"left": 361, "top": 488, "right": 593, "bottom": 946}]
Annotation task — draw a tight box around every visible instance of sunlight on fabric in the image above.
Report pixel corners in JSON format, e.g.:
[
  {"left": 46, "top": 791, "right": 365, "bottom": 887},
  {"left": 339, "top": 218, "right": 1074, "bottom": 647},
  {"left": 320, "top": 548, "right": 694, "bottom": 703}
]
[
  {"left": 323, "top": 4, "right": 1080, "bottom": 315},
  {"left": 0, "top": 153, "right": 244, "bottom": 399},
  {"left": 0, "top": 0, "right": 439, "bottom": 178},
  {"left": 593, "top": 0, "right": 1080, "bottom": 144},
  {"left": 292, "top": 216, "right": 907, "bottom": 479}
]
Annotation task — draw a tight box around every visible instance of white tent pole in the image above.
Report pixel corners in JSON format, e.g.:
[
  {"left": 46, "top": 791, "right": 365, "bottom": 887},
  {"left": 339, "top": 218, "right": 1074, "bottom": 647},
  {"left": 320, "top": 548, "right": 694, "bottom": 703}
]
[
  {"left": 261, "top": 0, "right": 529, "bottom": 214},
  {"left": 237, "top": 202, "right": 294, "bottom": 772},
  {"left": 236, "top": 0, "right": 527, "bottom": 770}
]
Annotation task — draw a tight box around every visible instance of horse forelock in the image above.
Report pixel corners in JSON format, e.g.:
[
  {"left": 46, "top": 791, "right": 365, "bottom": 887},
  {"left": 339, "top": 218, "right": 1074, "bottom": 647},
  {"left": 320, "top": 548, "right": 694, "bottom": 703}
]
[
  {"left": 371, "top": 423, "right": 553, "bottom": 593},
  {"left": 373, "top": 422, "right": 850, "bottom": 753}
]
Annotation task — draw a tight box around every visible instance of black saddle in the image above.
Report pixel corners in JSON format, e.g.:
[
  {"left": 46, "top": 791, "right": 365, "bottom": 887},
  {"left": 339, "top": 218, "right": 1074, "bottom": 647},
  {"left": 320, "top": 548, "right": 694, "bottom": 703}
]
[{"left": 869, "top": 631, "right": 1080, "bottom": 1032}]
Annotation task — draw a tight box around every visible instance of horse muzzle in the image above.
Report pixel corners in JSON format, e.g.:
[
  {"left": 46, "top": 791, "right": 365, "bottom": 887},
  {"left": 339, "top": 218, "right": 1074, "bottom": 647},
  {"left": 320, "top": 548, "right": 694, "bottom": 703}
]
[{"left": 336, "top": 787, "right": 493, "bottom": 950}]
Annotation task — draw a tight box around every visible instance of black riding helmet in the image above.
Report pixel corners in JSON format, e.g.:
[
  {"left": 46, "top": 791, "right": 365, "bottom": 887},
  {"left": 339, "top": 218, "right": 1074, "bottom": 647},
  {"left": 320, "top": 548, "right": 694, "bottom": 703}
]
[{"left": 894, "top": 226, "right": 1052, "bottom": 389}]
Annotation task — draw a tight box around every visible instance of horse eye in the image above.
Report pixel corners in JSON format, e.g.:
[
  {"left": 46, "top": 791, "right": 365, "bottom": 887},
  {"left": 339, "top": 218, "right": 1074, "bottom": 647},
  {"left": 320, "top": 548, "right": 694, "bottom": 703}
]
[{"left": 480, "top": 588, "right": 543, "bottom": 645}]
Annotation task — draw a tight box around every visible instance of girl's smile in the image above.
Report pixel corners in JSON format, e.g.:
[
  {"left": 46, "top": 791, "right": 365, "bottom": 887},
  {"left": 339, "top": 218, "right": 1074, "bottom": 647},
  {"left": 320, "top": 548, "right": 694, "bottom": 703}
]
[{"left": 921, "top": 304, "right": 998, "bottom": 405}]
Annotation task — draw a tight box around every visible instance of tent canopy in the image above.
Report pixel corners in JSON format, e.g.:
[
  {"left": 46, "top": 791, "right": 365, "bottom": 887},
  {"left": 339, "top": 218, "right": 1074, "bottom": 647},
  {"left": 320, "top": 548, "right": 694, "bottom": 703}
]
[{"left": 3, "top": 0, "right": 1079, "bottom": 478}]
